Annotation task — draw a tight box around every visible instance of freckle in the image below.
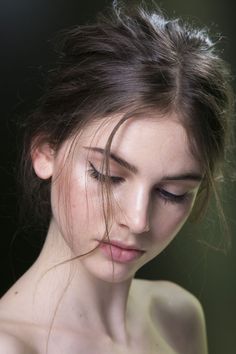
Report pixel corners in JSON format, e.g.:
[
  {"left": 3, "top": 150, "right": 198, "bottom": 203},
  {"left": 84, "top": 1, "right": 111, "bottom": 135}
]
[{"left": 14, "top": 291, "right": 18, "bottom": 295}]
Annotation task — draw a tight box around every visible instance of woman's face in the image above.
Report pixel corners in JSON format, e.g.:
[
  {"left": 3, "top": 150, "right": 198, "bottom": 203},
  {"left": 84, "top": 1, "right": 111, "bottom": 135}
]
[{"left": 35, "top": 113, "right": 202, "bottom": 282}]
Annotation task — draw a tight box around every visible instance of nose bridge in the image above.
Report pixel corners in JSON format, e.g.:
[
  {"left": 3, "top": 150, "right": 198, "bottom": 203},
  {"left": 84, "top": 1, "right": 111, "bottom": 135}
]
[{"left": 123, "top": 183, "right": 151, "bottom": 233}]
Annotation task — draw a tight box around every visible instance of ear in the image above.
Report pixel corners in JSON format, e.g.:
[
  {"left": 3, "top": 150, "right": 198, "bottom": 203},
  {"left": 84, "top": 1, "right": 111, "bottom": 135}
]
[{"left": 31, "top": 143, "right": 55, "bottom": 180}]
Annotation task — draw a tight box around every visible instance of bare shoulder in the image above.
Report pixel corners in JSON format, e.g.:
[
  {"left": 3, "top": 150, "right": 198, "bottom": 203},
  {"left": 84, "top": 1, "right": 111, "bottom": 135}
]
[
  {"left": 0, "top": 330, "right": 35, "bottom": 354},
  {"left": 134, "top": 279, "right": 208, "bottom": 354}
]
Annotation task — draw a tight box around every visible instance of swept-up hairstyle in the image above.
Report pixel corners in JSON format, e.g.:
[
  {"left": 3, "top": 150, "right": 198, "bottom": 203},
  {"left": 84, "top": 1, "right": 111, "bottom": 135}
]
[{"left": 20, "top": 2, "right": 233, "bottom": 242}]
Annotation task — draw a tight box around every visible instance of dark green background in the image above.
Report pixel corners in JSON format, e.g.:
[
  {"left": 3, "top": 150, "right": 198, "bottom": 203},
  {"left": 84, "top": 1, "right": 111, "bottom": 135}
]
[{"left": 0, "top": 1, "right": 235, "bottom": 353}]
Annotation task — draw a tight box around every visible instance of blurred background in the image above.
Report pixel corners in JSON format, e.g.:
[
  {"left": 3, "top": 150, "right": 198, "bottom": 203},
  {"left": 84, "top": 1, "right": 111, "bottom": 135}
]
[{"left": 0, "top": 0, "right": 235, "bottom": 353}]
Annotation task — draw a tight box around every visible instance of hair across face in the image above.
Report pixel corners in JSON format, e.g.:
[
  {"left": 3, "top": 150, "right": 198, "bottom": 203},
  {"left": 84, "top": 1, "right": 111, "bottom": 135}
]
[
  {"left": 34, "top": 113, "right": 202, "bottom": 281},
  {"left": 20, "top": 3, "right": 233, "bottom": 233}
]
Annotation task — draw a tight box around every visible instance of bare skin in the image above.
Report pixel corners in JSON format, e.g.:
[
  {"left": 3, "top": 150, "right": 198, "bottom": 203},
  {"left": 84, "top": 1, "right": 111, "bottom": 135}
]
[
  {"left": 0, "top": 262, "right": 207, "bottom": 354},
  {"left": 0, "top": 114, "right": 208, "bottom": 353}
]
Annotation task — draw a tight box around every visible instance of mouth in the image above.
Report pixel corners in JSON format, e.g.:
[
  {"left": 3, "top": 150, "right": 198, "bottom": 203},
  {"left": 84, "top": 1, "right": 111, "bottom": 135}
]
[{"left": 98, "top": 240, "right": 145, "bottom": 263}]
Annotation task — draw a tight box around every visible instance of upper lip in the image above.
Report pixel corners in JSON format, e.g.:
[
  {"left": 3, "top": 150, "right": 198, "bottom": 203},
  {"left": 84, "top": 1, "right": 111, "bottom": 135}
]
[{"left": 99, "top": 239, "right": 145, "bottom": 252}]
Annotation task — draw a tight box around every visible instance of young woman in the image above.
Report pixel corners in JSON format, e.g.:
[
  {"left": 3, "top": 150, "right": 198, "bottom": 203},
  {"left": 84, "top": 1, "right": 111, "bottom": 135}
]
[{"left": 0, "top": 2, "right": 233, "bottom": 353}]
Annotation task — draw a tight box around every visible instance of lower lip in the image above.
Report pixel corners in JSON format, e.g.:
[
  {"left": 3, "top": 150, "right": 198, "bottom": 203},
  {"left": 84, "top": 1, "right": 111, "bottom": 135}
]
[{"left": 99, "top": 243, "right": 144, "bottom": 263}]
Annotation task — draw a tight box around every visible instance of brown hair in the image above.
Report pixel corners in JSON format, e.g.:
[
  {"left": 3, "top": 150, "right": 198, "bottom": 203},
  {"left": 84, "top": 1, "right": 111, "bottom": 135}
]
[{"left": 19, "top": 2, "right": 234, "bottom": 245}]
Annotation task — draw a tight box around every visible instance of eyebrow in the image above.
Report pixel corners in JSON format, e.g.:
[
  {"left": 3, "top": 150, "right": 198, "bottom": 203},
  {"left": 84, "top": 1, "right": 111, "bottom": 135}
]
[{"left": 83, "top": 146, "right": 203, "bottom": 182}]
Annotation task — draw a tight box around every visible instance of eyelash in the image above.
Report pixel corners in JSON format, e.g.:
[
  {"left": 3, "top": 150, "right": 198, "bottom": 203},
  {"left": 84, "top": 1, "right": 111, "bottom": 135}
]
[
  {"left": 88, "top": 162, "right": 124, "bottom": 184},
  {"left": 155, "top": 188, "right": 188, "bottom": 204},
  {"left": 88, "top": 161, "right": 189, "bottom": 204}
]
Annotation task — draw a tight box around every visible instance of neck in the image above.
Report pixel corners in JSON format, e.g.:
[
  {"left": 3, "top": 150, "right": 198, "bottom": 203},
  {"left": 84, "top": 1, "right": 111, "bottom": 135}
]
[{"left": 30, "top": 221, "right": 135, "bottom": 344}]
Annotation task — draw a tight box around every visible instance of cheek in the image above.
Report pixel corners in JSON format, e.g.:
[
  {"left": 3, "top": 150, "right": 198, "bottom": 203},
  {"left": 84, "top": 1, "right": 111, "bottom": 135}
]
[
  {"left": 69, "top": 180, "right": 99, "bottom": 226},
  {"left": 69, "top": 171, "right": 104, "bottom": 218},
  {"left": 51, "top": 170, "right": 106, "bottom": 250},
  {"left": 152, "top": 203, "right": 192, "bottom": 243}
]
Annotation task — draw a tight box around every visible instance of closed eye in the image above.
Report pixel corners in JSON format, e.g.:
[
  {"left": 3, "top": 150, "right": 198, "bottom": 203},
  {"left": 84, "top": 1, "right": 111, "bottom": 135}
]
[
  {"left": 88, "top": 161, "right": 192, "bottom": 203},
  {"left": 156, "top": 187, "right": 189, "bottom": 204},
  {"left": 88, "top": 161, "right": 124, "bottom": 184}
]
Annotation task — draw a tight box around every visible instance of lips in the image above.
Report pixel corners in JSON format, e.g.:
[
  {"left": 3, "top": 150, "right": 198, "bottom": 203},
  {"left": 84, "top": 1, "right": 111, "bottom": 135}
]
[{"left": 98, "top": 240, "right": 145, "bottom": 263}]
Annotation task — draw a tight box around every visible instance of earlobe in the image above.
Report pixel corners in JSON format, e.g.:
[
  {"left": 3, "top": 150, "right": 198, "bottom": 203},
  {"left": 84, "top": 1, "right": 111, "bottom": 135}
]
[{"left": 31, "top": 143, "right": 55, "bottom": 180}]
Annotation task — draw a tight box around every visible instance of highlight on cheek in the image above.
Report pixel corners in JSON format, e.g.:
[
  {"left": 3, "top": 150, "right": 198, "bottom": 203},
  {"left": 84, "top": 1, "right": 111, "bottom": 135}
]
[{"left": 5, "top": 3, "right": 232, "bottom": 354}]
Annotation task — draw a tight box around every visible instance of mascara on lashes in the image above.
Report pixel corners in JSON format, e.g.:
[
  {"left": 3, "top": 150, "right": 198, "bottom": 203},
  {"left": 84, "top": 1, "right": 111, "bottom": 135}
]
[{"left": 88, "top": 161, "right": 190, "bottom": 204}]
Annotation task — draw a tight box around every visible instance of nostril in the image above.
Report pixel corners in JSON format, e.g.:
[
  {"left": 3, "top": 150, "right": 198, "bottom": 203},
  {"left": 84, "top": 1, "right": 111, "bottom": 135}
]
[
  {"left": 143, "top": 223, "right": 150, "bottom": 233},
  {"left": 127, "top": 214, "right": 150, "bottom": 234},
  {"left": 117, "top": 214, "right": 150, "bottom": 234}
]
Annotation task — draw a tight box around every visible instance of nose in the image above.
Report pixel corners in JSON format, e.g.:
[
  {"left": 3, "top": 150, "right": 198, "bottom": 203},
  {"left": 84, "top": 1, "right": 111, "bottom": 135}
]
[{"left": 117, "top": 186, "right": 151, "bottom": 234}]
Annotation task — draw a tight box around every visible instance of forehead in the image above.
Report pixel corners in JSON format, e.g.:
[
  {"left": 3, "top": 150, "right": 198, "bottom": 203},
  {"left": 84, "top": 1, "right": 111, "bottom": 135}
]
[{"left": 74, "top": 112, "right": 201, "bottom": 174}]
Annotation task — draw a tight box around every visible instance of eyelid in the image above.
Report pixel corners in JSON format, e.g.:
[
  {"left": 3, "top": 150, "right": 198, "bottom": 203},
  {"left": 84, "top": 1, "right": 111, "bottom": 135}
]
[
  {"left": 88, "top": 161, "right": 113, "bottom": 177},
  {"left": 159, "top": 179, "right": 201, "bottom": 191},
  {"left": 88, "top": 161, "right": 124, "bottom": 184},
  {"left": 157, "top": 187, "right": 187, "bottom": 198},
  {"left": 88, "top": 160, "right": 197, "bottom": 202},
  {"left": 156, "top": 187, "right": 191, "bottom": 204},
  {"left": 157, "top": 178, "right": 201, "bottom": 194}
]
